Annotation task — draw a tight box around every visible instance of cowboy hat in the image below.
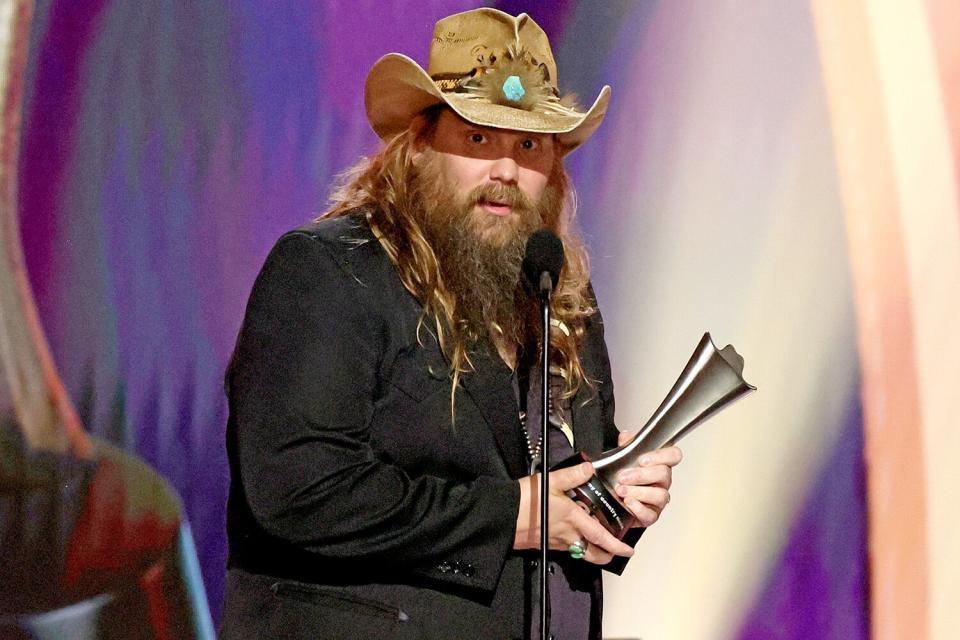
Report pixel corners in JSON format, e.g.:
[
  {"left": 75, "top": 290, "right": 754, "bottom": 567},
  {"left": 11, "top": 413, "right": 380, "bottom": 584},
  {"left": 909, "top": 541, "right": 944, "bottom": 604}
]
[{"left": 365, "top": 8, "right": 611, "bottom": 155}]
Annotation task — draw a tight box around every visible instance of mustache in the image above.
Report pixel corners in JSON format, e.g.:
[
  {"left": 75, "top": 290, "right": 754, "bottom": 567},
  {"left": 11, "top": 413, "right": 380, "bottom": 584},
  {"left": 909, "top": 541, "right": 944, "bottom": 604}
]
[{"left": 467, "top": 183, "right": 535, "bottom": 212}]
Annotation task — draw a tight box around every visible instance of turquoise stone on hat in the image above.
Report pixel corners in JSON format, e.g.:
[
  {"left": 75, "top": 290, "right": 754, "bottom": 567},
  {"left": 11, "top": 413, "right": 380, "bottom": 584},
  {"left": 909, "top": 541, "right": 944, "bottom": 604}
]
[{"left": 502, "top": 75, "right": 525, "bottom": 102}]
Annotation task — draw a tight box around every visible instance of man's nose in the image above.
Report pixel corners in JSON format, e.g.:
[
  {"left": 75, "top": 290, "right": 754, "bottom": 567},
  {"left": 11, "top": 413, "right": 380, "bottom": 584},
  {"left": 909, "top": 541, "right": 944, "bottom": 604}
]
[{"left": 489, "top": 155, "right": 519, "bottom": 185}]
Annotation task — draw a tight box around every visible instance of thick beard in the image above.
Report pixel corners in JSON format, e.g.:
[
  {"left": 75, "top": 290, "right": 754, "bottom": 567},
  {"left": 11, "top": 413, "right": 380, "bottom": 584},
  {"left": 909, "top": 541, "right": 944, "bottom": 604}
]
[{"left": 409, "top": 153, "right": 562, "bottom": 350}]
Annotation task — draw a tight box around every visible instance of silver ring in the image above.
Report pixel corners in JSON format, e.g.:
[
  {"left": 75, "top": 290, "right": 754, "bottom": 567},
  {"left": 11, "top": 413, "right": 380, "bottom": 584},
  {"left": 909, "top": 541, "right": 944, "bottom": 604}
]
[{"left": 568, "top": 539, "right": 587, "bottom": 559}]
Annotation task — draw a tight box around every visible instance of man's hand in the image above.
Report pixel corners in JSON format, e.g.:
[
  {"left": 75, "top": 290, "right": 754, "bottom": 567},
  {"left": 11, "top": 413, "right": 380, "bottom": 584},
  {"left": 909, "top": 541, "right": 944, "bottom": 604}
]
[
  {"left": 514, "top": 462, "right": 635, "bottom": 566},
  {"left": 614, "top": 432, "right": 682, "bottom": 528}
]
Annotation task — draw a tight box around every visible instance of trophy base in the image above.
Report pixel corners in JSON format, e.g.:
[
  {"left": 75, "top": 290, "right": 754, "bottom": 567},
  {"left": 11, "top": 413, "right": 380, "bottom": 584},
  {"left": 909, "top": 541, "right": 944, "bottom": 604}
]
[
  {"left": 567, "top": 478, "right": 635, "bottom": 539},
  {"left": 554, "top": 449, "right": 635, "bottom": 539}
]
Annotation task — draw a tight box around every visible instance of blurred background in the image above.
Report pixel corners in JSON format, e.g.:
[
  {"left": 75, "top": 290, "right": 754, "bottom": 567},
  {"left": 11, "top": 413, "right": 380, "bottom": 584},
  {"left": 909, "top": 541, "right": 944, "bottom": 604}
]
[{"left": 3, "top": 0, "right": 958, "bottom": 638}]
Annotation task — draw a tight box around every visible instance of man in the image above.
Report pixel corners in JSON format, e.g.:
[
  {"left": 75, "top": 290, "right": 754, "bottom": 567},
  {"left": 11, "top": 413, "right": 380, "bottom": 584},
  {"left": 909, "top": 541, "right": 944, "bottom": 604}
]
[{"left": 221, "top": 8, "right": 681, "bottom": 640}]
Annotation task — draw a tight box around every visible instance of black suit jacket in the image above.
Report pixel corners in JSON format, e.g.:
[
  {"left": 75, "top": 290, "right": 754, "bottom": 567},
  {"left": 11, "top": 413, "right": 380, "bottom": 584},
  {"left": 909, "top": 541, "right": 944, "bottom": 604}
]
[{"left": 221, "top": 211, "right": 624, "bottom": 639}]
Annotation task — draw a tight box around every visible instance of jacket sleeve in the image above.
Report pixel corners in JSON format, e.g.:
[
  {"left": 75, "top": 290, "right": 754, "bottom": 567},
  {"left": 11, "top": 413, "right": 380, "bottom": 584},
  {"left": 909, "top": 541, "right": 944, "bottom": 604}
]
[
  {"left": 228, "top": 230, "right": 519, "bottom": 591},
  {"left": 582, "top": 283, "right": 621, "bottom": 451}
]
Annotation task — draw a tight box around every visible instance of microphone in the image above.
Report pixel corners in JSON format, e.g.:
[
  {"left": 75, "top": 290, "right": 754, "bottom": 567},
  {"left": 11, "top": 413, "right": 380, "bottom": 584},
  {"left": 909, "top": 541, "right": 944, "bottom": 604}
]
[{"left": 522, "top": 229, "right": 564, "bottom": 300}]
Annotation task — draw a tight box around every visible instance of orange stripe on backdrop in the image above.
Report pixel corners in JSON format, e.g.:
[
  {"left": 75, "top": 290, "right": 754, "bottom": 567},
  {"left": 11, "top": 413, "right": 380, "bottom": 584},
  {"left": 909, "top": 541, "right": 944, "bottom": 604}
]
[
  {"left": 871, "top": 1, "right": 960, "bottom": 637},
  {"left": 924, "top": 0, "right": 960, "bottom": 190},
  {"left": 809, "top": 2, "right": 928, "bottom": 640}
]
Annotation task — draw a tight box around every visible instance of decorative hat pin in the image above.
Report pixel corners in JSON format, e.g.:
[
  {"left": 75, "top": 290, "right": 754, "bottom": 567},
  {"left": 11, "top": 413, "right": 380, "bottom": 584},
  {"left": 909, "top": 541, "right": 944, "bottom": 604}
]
[{"left": 502, "top": 75, "right": 525, "bottom": 102}]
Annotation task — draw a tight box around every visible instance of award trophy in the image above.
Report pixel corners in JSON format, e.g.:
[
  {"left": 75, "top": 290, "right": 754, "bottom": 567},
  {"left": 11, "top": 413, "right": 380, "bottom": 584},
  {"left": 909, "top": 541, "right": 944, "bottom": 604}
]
[{"left": 568, "top": 333, "right": 756, "bottom": 538}]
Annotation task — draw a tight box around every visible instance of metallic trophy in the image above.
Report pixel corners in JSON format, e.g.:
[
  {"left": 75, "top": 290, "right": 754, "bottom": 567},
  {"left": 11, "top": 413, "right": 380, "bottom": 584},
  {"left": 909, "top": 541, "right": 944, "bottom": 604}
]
[{"left": 568, "top": 333, "right": 756, "bottom": 538}]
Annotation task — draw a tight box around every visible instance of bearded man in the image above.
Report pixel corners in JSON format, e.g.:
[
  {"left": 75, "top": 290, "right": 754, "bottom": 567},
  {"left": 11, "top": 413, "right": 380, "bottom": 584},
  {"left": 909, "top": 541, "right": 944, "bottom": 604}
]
[{"left": 221, "top": 8, "right": 681, "bottom": 640}]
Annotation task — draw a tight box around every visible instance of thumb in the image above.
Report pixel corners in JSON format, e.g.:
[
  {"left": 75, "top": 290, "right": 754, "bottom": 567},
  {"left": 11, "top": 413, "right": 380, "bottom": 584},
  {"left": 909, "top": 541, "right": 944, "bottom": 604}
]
[{"left": 549, "top": 461, "right": 595, "bottom": 492}]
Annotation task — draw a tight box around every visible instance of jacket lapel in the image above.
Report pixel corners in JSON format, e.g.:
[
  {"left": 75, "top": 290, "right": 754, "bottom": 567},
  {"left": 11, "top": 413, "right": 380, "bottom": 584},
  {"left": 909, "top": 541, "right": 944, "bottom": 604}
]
[{"left": 459, "top": 345, "right": 528, "bottom": 479}]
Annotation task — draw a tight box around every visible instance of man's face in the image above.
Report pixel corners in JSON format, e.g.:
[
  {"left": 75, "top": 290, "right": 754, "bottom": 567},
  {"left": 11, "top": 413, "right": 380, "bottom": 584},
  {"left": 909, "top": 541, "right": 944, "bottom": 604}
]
[
  {"left": 407, "top": 109, "right": 564, "bottom": 336},
  {"left": 420, "top": 109, "right": 556, "bottom": 243}
]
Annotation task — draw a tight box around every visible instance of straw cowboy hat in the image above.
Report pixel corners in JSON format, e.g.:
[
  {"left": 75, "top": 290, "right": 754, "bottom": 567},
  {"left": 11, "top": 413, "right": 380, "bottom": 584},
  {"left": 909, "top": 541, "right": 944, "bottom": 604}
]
[{"left": 365, "top": 8, "right": 611, "bottom": 155}]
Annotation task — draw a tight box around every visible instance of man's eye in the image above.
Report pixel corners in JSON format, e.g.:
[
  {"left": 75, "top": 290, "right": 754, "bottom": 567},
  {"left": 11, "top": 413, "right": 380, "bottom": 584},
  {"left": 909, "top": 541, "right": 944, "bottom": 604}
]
[
  {"left": 469, "top": 133, "right": 487, "bottom": 144},
  {"left": 521, "top": 138, "right": 540, "bottom": 151}
]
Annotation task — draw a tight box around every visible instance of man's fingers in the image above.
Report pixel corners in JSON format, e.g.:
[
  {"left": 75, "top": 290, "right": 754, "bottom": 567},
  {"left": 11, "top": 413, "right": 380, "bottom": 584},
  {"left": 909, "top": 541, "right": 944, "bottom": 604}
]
[
  {"left": 627, "top": 503, "right": 662, "bottom": 528},
  {"left": 576, "top": 511, "right": 633, "bottom": 558},
  {"left": 616, "top": 485, "right": 670, "bottom": 510},
  {"left": 617, "top": 464, "right": 672, "bottom": 489},
  {"left": 615, "top": 486, "right": 670, "bottom": 527},
  {"left": 638, "top": 446, "right": 683, "bottom": 467},
  {"left": 583, "top": 545, "right": 614, "bottom": 566},
  {"left": 549, "top": 462, "right": 595, "bottom": 492}
]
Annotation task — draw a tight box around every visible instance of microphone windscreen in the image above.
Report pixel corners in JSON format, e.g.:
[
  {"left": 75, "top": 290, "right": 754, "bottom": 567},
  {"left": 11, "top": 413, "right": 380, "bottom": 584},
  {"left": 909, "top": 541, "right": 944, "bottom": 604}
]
[{"left": 522, "top": 229, "right": 565, "bottom": 291}]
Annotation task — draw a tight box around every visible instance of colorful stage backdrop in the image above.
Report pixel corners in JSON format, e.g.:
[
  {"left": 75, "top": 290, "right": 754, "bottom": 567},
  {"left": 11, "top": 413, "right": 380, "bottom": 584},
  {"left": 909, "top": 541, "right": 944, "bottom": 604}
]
[{"left": 14, "top": 0, "right": 959, "bottom": 637}]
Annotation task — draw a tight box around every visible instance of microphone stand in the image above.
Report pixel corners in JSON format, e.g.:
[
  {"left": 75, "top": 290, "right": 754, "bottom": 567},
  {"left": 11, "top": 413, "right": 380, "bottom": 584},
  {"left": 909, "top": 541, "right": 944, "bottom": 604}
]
[
  {"left": 537, "top": 271, "right": 552, "bottom": 640},
  {"left": 521, "top": 228, "right": 563, "bottom": 640}
]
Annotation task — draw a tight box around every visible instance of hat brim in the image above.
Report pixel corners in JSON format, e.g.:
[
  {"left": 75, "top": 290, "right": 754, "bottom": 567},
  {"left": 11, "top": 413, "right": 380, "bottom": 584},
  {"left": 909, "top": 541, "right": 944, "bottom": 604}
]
[{"left": 365, "top": 53, "right": 610, "bottom": 155}]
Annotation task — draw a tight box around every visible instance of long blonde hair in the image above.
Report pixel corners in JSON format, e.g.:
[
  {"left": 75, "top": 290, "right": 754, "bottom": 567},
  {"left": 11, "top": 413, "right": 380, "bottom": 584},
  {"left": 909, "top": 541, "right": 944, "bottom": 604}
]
[{"left": 324, "top": 107, "right": 596, "bottom": 399}]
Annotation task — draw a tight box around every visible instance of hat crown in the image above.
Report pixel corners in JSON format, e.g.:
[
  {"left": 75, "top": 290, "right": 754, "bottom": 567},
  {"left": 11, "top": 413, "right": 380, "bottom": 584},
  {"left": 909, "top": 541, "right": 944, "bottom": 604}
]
[{"left": 427, "top": 8, "right": 558, "bottom": 89}]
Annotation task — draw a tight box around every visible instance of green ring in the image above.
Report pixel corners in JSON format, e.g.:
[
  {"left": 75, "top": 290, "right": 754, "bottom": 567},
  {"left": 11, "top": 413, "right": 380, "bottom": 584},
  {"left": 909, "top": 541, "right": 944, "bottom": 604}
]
[{"left": 568, "top": 541, "right": 586, "bottom": 559}]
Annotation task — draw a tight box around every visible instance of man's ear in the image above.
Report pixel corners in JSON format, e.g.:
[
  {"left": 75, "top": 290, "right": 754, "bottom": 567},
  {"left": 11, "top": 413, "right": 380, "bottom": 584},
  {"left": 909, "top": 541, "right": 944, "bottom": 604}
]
[{"left": 409, "top": 114, "right": 431, "bottom": 154}]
